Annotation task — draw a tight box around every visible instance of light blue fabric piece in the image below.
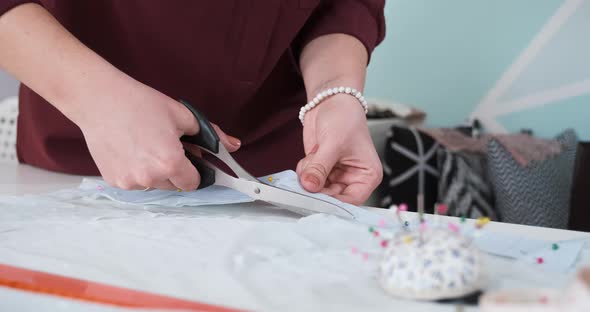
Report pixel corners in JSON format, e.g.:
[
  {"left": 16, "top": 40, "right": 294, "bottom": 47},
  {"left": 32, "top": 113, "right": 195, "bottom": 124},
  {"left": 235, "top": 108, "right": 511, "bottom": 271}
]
[
  {"left": 260, "top": 170, "right": 399, "bottom": 229},
  {"left": 80, "top": 170, "right": 398, "bottom": 229}
]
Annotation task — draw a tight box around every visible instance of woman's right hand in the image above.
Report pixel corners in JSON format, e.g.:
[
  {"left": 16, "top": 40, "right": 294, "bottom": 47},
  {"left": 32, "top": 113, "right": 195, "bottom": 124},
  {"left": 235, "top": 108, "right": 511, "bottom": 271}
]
[
  {"left": 1, "top": 4, "right": 240, "bottom": 191},
  {"left": 75, "top": 80, "right": 241, "bottom": 191}
]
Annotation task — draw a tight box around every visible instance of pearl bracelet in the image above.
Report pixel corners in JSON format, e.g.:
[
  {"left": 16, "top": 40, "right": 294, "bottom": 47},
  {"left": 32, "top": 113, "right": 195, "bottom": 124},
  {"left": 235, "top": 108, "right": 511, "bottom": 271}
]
[{"left": 299, "top": 86, "right": 368, "bottom": 125}]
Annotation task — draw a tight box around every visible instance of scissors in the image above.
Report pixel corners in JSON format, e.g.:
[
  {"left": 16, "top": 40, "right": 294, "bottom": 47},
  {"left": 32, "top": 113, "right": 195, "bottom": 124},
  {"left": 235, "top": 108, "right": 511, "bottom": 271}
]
[{"left": 177, "top": 99, "right": 355, "bottom": 220}]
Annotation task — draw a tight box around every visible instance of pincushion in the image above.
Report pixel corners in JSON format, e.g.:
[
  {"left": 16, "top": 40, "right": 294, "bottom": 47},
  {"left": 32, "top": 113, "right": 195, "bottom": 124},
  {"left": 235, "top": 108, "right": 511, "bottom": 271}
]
[{"left": 379, "top": 227, "right": 482, "bottom": 300}]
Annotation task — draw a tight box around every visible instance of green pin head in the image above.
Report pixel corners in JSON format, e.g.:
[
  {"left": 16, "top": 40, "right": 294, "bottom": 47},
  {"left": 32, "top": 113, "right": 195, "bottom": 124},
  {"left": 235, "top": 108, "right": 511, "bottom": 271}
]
[{"left": 552, "top": 243, "right": 559, "bottom": 250}]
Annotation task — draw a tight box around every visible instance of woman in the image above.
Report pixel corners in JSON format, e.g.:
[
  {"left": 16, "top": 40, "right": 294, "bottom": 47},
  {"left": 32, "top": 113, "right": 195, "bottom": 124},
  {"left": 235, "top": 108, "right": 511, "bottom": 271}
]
[{"left": 0, "top": 1, "right": 385, "bottom": 205}]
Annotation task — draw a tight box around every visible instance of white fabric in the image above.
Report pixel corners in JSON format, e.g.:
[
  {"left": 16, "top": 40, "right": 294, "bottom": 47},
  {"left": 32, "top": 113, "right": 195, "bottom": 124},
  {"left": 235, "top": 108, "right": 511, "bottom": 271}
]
[{"left": 0, "top": 186, "right": 587, "bottom": 311}]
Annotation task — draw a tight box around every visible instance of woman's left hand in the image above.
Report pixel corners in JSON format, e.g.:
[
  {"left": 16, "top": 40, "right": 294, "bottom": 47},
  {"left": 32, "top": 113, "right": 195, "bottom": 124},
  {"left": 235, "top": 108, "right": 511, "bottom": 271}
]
[{"left": 297, "top": 94, "right": 383, "bottom": 205}]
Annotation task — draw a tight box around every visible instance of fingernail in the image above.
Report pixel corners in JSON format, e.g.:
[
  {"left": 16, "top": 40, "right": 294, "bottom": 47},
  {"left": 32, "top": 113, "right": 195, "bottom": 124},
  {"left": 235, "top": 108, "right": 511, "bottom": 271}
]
[
  {"left": 304, "top": 175, "right": 320, "bottom": 188},
  {"left": 229, "top": 137, "right": 241, "bottom": 147}
]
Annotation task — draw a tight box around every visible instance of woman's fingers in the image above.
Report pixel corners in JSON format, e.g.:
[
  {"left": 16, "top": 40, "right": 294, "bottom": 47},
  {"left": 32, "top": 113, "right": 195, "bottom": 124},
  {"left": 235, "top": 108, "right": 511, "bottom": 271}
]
[
  {"left": 332, "top": 183, "right": 373, "bottom": 206},
  {"left": 212, "top": 124, "right": 241, "bottom": 152},
  {"left": 149, "top": 180, "right": 178, "bottom": 191},
  {"left": 168, "top": 156, "right": 201, "bottom": 191}
]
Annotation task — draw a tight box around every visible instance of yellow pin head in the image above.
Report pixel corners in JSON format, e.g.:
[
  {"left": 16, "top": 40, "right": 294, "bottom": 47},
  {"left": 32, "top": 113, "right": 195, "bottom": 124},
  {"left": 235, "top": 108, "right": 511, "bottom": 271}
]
[
  {"left": 403, "top": 236, "right": 413, "bottom": 244},
  {"left": 476, "top": 217, "right": 490, "bottom": 228}
]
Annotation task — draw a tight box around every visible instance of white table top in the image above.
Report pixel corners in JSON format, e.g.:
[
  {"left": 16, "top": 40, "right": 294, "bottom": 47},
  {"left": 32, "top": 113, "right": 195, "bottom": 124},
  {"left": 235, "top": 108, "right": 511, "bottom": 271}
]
[{"left": 0, "top": 163, "right": 589, "bottom": 312}]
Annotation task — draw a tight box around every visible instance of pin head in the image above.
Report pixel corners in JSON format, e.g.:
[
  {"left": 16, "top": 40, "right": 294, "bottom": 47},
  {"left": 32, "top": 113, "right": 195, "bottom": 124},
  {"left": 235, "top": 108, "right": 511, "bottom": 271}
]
[
  {"left": 448, "top": 223, "right": 460, "bottom": 233},
  {"left": 436, "top": 204, "right": 448, "bottom": 215}
]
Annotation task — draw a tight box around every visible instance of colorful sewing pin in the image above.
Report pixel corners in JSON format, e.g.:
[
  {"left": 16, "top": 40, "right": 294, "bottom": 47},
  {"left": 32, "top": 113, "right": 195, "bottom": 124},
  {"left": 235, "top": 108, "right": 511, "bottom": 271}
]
[
  {"left": 460, "top": 216, "right": 466, "bottom": 223},
  {"left": 381, "top": 240, "right": 388, "bottom": 248},
  {"left": 351, "top": 246, "right": 358, "bottom": 254},
  {"left": 448, "top": 223, "right": 460, "bottom": 233},
  {"left": 434, "top": 203, "right": 447, "bottom": 226},
  {"left": 362, "top": 253, "right": 369, "bottom": 261},
  {"left": 368, "top": 227, "right": 374, "bottom": 233},
  {"left": 475, "top": 217, "right": 490, "bottom": 228},
  {"left": 539, "top": 296, "right": 548, "bottom": 304},
  {"left": 413, "top": 195, "right": 425, "bottom": 243},
  {"left": 377, "top": 219, "right": 386, "bottom": 228},
  {"left": 267, "top": 176, "right": 273, "bottom": 182},
  {"left": 399, "top": 203, "right": 408, "bottom": 212},
  {"left": 552, "top": 243, "right": 559, "bottom": 250},
  {"left": 404, "top": 221, "right": 409, "bottom": 227},
  {"left": 419, "top": 221, "right": 428, "bottom": 232},
  {"left": 373, "top": 230, "right": 380, "bottom": 237},
  {"left": 537, "top": 257, "right": 544, "bottom": 264},
  {"left": 403, "top": 236, "right": 413, "bottom": 244},
  {"left": 97, "top": 185, "right": 103, "bottom": 191},
  {"left": 436, "top": 204, "right": 448, "bottom": 215},
  {"left": 392, "top": 205, "right": 410, "bottom": 231},
  {"left": 417, "top": 194, "right": 425, "bottom": 223}
]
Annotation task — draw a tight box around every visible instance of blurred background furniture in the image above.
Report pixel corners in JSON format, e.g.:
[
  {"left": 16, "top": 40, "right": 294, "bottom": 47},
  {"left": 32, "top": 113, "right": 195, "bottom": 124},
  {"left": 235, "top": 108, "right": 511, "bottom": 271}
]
[
  {"left": 569, "top": 142, "right": 590, "bottom": 232},
  {"left": 0, "top": 97, "right": 17, "bottom": 164}
]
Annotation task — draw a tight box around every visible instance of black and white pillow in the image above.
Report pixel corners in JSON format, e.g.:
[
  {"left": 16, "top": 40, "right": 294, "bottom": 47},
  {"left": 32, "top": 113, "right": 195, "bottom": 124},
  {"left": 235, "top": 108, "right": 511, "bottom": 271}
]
[
  {"left": 377, "top": 126, "right": 439, "bottom": 212},
  {"left": 437, "top": 149, "right": 496, "bottom": 220},
  {"left": 487, "top": 129, "right": 577, "bottom": 229}
]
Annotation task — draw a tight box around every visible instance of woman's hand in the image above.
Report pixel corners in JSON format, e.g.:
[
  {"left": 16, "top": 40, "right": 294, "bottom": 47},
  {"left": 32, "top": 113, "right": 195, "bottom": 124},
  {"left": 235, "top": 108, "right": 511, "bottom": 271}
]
[
  {"left": 77, "top": 80, "right": 241, "bottom": 191},
  {"left": 297, "top": 94, "right": 383, "bottom": 205},
  {"left": 0, "top": 4, "right": 241, "bottom": 191}
]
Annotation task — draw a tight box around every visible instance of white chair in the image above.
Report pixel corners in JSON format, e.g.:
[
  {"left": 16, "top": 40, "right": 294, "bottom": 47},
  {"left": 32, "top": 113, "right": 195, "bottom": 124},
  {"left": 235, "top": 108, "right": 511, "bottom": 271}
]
[{"left": 0, "top": 96, "right": 18, "bottom": 163}]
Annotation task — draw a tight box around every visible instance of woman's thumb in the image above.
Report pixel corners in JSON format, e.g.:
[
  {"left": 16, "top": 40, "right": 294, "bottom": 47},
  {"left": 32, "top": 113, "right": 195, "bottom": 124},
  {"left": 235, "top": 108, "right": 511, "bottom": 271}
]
[{"left": 299, "top": 144, "right": 339, "bottom": 193}]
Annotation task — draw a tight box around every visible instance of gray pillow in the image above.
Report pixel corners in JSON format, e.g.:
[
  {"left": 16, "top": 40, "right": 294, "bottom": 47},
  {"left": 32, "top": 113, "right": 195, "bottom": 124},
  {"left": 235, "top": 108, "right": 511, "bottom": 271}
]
[{"left": 487, "top": 129, "right": 577, "bottom": 229}]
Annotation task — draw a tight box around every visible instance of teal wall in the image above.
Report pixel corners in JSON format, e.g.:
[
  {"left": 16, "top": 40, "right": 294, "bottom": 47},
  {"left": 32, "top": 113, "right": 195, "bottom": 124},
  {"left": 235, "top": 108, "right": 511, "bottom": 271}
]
[{"left": 366, "top": 0, "right": 590, "bottom": 140}]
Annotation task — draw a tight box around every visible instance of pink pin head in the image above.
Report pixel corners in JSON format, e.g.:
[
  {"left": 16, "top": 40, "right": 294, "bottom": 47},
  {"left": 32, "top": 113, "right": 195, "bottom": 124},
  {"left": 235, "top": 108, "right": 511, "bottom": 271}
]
[
  {"left": 448, "top": 223, "right": 460, "bottom": 233},
  {"left": 419, "top": 222, "right": 428, "bottom": 232},
  {"left": 398, "top": 203, "right": 408, "bottom": 212},
  {"left": 377, "top": 219, "right": 386, "bottom": 228},
  {"left": 351, "top": 247, "right": 358, "bottom": 254},
  {"left": 436, "top": 204, "right": 448, "bottom": 215},
  {"left": 97, "top": 185, "right": 104, "bottom": 191},
  {"left": 380, "top": 240, "right": 388, "bottom": 248},
  {"left": 362, "top": 253, "right": 369, "bottom": 261},
  {"left": 539, "top": 296, "right": 548, "bottom": 304}
]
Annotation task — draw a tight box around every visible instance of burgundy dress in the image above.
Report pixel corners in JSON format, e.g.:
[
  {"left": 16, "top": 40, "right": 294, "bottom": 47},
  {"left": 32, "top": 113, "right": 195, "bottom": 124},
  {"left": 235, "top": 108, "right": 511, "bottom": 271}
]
[{"left": 0, "top": 0, "right": 385, "bottom": 177}]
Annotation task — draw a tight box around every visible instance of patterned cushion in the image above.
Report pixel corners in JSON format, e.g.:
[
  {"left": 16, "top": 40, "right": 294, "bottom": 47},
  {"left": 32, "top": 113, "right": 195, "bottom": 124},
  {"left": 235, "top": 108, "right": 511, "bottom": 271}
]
[
  {"left": 377, "top": 126, "right": 440, "bottom": 212},
  {"left": 437, "top": 149, "right": 496, "bottom": 220},
  {"left": 487, "top": 129, "right": 577, "bottom": 228}
]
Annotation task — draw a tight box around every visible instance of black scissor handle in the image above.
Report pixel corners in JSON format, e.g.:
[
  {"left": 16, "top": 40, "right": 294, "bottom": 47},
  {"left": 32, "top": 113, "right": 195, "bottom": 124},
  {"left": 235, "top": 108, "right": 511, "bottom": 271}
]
[
  {"left": 178, "top": 99, "right": 218, "bottom": 189},
  {"left": 178, "top": 99, "right": 220, "bottom": 153}
]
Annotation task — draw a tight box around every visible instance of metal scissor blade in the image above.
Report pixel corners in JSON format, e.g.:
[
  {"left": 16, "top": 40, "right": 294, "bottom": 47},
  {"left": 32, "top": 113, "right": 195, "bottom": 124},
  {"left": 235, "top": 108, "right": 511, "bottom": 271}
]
[{"left": 213, "top": 167, "right": 355, "bottom": 219}]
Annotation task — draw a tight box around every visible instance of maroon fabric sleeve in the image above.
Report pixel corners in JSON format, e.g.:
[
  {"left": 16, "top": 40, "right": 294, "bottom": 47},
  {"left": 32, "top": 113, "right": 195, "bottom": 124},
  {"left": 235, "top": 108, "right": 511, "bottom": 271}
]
[
  {"left": 293, "top": 0, "right": 386, "bottom": 65},
  {"left": 0, "top": 0, "right": 41, "bottom": 16}
]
